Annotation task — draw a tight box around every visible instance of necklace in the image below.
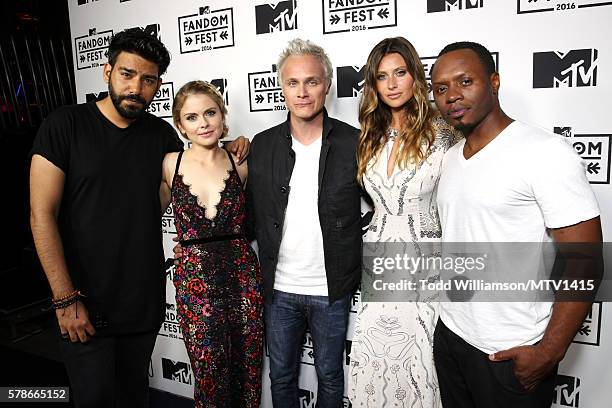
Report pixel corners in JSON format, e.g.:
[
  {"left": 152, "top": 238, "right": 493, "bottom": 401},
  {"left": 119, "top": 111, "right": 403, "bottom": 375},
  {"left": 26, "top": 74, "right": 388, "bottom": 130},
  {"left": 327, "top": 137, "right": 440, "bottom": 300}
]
[{"left": 387, "top": 127, "right": 399, "bottom": 141}]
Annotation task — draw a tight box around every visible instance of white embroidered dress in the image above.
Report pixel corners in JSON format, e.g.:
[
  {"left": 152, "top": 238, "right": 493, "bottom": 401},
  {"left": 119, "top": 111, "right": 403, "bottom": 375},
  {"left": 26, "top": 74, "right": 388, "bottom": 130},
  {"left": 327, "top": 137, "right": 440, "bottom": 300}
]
[{"left": 349, "top": 118, "right": 458, "bottom": 408}]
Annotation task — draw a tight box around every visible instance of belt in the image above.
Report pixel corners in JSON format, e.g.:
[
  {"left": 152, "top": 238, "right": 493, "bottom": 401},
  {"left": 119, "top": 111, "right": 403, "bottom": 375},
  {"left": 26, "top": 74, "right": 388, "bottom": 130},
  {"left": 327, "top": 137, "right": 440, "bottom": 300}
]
[{"left": 180, "top": 233, "right": 244, "bottom": 247}]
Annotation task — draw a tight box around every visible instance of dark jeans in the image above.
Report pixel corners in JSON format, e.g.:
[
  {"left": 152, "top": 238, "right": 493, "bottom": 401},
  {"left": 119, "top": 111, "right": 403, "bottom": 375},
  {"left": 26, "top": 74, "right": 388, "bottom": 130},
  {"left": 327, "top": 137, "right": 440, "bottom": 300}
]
[
  {"left": 433, "top": 318, "right": 558, "bottom": 408},
  {"left": 265, "top": 290, "right": 351, "bottom": 408},
  {"left": 59, "top": 330, "right": 157, "bottom": 408}
]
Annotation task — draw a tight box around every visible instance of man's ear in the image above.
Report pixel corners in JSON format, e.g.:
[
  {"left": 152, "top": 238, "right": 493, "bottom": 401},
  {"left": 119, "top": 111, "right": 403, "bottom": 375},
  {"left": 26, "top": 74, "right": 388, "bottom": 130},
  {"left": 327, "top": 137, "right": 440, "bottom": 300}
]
[
  {"left": 490, "top": 72, "right": 500, "bottom": 95},
  {"left": 103, "top": 63, "right": 113, "bottom": 84}
]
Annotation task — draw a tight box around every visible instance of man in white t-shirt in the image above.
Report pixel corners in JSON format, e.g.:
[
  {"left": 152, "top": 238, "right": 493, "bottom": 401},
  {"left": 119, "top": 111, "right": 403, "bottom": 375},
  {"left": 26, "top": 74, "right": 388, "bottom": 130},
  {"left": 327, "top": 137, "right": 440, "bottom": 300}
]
[{"left": 431, "top": 41, "right": 602, "bottom": 407}]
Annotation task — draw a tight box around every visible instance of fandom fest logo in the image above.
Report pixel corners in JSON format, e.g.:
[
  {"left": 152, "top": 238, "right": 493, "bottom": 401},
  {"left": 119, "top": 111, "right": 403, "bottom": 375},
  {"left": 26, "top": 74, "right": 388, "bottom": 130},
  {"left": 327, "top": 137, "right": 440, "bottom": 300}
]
[
  {"left": 300, "top": 331, "right": 315, "bottom": 366},
  {"left": 554, "top": 127, "right": 611, "bottom": 184},
  {"left": 553, "top": 375, "right": 581, "bottom": 407},
  {"left": 161, "top": 358, "right": 192, "bottom": 385},
  {"left": 255, "top": 0, "right": 298, "bottom": 34},
  {"left": 337, "top": 65, "right": 365, "bottom": 98},
  {"left": 159, "top": 248, "right": 182, "bottom": 340},
  {"left": 421, "top": 52, "right": 499, "bottom": 99},
  {"left": 178, "top": 6, "right": 235, "bottom": 54},
  {"left": 572, "top": 302, "right": 603, "bottom": 346},
  {"left": 74, "top": 28, "right": 113, "bottom": 70},
  {"left": 427, "top": 0, "right": 483, "bottom": 13},
  {"left": 146, "top": 82, "right": 174, "bottom": 119},
  {"left": 323, "top": 0, "right": 397, "bottom": 34},
  {"left": 248, "top": 65, "right": 285, "bottom": 112},
  {"left": 162, "top": 205, "right": 176, "bottom": 235},
  {"left": 518, "top": 0, "right": 612, "bottom": 14},
  {"left": 160, "top": 299, "right": 182, "bottom": 340},
  {"left": 533, "top": 49, "right": 598, "bottom": 88}
]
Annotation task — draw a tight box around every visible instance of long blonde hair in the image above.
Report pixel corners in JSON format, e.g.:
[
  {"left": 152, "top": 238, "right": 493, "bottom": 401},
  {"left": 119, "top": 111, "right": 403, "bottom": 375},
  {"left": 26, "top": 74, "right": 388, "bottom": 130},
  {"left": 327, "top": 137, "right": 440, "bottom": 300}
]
[{"left": 357, "top": 37, "right": 436, "bottom": 183}]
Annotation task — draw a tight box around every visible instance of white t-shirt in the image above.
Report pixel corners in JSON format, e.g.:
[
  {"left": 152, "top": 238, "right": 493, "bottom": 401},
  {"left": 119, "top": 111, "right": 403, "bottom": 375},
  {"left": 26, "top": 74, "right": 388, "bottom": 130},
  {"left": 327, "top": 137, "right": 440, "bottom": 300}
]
[
  {"left": 437, "top": 121, "right": 600, "bottom": 354},
  {"left": 274, "top": 135, "right": 328, "bottom": 296}
]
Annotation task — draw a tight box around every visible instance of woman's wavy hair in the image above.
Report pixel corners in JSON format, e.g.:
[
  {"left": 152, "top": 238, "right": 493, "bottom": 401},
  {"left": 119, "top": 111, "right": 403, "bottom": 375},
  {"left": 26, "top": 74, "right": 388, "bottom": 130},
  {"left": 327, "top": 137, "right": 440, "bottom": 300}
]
[
  {"left": 357, "top": 37, "right": 436, "bottom": 183},
  {"left": 172, "top": 80, "right": 228, "bottom": 139}
]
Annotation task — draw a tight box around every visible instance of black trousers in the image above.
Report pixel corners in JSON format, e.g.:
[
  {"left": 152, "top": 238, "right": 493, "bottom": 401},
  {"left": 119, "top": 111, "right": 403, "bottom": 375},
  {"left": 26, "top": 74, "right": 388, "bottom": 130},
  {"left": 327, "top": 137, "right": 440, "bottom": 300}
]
[
  {"left": 433, "top": 318, "right": 557, "bottom": 408},
  {"left": 59, "top": 330, "right": 157, "bottom": 408}
]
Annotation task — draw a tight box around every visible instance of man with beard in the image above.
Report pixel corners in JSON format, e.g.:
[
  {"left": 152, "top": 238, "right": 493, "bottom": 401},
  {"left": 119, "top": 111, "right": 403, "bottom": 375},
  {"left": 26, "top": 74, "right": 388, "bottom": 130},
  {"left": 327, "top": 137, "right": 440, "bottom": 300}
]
[
  {"left": 29, "top": 28, "right": 247, "bottom": 408},
  {"left": 431, "top": 41, "right": 601, "bottom": 408}
]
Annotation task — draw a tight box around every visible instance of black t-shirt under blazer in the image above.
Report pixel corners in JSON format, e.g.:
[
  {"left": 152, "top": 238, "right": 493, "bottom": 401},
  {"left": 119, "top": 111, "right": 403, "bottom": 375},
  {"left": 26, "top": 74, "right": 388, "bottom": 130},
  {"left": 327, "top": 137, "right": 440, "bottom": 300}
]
[
  {"left": 247, "top": 109, "right": 362, "bottom": 303},
  {"left": 31, "top": 102, "right": 182, "bottom": 335}
]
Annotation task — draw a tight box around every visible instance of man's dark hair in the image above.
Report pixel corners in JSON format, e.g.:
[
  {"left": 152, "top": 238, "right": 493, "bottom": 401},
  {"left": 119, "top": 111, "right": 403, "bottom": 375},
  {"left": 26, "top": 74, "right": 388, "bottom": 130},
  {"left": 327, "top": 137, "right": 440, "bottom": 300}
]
[
  {"left": 437, "top": 41, "right": 496, "bottom": 75},
  {"left": 107, "top": 28, "right": 171, "bottom": 76}
]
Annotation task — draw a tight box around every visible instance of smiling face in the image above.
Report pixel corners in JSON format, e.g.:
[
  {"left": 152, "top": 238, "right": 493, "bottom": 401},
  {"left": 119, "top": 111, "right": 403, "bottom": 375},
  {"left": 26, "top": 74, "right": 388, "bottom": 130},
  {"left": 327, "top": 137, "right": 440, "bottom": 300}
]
[
  {"left": 375, "top": 52, "right": 415, "bottom": 111},
  {"left": 176, "top": 93, "right": 224, "bottom": 149},
  {"left": 104, "top": 51, "right": 161, "bottom": 120},
  {"left": 280, "top": 54, "right": 329, "bottom": 122},
  {"left": 431, "top": 48, "right": 499, "bottom": 134}
]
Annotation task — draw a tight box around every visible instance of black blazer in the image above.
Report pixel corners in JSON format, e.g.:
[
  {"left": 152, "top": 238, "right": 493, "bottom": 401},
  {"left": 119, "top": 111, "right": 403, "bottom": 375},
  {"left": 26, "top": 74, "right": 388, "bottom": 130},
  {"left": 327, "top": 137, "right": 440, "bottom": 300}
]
[{"left": 247, "top": 109, "right": 362, "bottom": 303}]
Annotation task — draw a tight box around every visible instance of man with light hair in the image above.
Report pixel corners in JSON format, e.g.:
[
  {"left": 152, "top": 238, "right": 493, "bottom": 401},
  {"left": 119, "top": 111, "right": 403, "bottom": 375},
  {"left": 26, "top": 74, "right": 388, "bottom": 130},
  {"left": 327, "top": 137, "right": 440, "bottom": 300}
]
[{"left": 247, "top": 38, "right": 362, "bottom": 407}]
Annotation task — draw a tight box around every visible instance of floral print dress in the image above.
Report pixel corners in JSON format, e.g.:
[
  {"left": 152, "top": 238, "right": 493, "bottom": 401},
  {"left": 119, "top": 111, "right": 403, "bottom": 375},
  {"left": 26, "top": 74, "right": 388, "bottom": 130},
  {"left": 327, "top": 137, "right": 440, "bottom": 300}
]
[{"left": 171, "top": 149, "right": 263, "bottom": 408}]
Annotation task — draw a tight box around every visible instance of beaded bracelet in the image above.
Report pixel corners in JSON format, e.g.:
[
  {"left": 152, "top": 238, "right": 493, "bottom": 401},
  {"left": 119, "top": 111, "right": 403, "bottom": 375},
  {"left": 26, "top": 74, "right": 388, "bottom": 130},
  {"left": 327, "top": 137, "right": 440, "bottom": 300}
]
[
  {"left": 52, "top": 289, "right": 80, "bottom": 303},
  {"left": 52, "top": 290, "right": 84, "bottom": 310}
]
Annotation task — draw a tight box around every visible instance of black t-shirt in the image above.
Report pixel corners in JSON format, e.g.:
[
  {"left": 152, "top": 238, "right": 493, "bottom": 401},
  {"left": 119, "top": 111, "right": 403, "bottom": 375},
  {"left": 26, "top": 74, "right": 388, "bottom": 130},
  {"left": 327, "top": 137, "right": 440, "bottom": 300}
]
[{"left": 31, "top": 102, "right": 182, "bottom": 335}]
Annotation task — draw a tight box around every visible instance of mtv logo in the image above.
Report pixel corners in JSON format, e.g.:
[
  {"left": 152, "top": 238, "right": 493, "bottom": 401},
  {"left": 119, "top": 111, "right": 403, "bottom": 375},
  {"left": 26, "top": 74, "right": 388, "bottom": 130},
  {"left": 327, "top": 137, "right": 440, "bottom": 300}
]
[
  {"left": 199, "top": 6, "right": 210, "bottom": 15},
  {"left": 573, "top": 302, "right": 602, "bottom": 346},
  {"left": 256, "top": 0, "right": 298, "bottom": 34},
  {"left": 554, "top": 127, "right": 574, "bottom": 138},
  {"left": 298, "top": 388, "right": 315, "bottom": 408},
  {"left": 210, "top": 78, "right": 229, "bottom": 106},
  {"left": 164, "top": 258, "right": 175, "bottom": 277},
  {"left": 427, "top": 0, "right": 483, "bottom": 13},
  {"left": 161, "top": 358, "right": 192, "bottom": 385},
  {"left": 132, "top": 24, "right": 161, "bottom": 40},
  {"left": 344, "top": 340, "right": 353, "bottom": 365},
  {"left": 85, "top": 91, "right": 108, "bottom": 102},
  {"left": 553, "top": 375, "right": 580, "bottom": 407},
  {"left": 533, "top": 49, "right": 598, "bottom": 88},
  {"left": 88, "top": 28, "right": 97, "bottom": 36},
  {"left": 165, "top": 303, "right": 176, "bottom": 311},
  {"left": 337, "top": 66, "right": 365, "bottom": 98}
]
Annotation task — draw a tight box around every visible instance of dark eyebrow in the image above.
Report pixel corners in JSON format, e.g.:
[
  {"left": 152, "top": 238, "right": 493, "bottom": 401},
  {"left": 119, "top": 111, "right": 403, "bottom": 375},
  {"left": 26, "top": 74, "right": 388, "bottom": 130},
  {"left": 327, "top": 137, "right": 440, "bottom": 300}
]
[
  {"left": 117, "top": 66, "right": 136, "bottom": 74},
  {"left": 117, "top": 66, "right": 159, "bottom": 81},
  {"left": 143, "top": 74, "right": 159, "bottom": 81},
  {"left": 432, "top": 71, "right": 466, "bottom": 85},
  {"left": 376, "top": 65, "right": 407, "bottom": 74}
]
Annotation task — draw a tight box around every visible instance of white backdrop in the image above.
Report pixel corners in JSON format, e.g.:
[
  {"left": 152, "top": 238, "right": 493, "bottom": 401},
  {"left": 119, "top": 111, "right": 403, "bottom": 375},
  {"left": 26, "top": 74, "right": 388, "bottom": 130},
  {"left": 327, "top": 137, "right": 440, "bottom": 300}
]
[{"left": 68, "top": 1, "right": 611, "bottom": 407}]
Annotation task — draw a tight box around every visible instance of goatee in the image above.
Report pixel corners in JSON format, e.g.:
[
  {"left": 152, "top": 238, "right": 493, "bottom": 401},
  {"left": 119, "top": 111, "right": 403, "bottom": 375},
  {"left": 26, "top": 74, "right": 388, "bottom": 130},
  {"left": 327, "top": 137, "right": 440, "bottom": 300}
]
[{"left": 109, "top": 82, "right": 149, "bottom": 120}]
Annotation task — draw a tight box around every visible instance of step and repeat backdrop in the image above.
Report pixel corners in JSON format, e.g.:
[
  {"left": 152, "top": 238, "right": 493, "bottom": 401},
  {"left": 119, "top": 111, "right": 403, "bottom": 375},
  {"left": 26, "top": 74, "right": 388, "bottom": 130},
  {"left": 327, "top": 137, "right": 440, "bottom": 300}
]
[{"left": 67, "top": 1, "right": 610, "bottom": 407}]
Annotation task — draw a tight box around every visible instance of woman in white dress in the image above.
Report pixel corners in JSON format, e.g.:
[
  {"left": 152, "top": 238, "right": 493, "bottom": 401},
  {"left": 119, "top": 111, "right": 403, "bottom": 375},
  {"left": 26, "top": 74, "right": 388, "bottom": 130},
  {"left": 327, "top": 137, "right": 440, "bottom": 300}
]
[{"left": 349, "top": 37, "right": 459, "bottom": 407}]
